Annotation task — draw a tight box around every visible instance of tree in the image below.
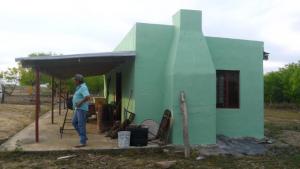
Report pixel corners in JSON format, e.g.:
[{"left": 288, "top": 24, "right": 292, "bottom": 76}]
[
  {"left": 264, "top": 71, "right": 284, "bottom": 103},
  {"left": 64, "top": 75, "right": 104, "bottom": 94},
  {"left": 0, "top": 67, "right": 19, "bottom": 96},
  {"left": 3, "top": 52, "right": 105, "bottom": 96},
  {"left": 19, "top": 52, "right": 54, "bottom": 86},
  {"left": 264, "top": 60, "right": 300, "bottom": 105},
  {"left": 288, "top": 62, "right": 300, "bottom": 103},
  {"left": 0, "top": 72, "right": 4, "bottom": 78},
  {"left": 1, "top": 67, "right": 19, "bottom": 84}
]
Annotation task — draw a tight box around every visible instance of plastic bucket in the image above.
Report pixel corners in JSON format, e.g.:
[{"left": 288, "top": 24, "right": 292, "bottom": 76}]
[{"left": 118, "top": 131, "right": 131, "bottom": 148}]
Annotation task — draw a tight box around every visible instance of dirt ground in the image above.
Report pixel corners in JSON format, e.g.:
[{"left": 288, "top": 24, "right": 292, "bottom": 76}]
[
  {"left": 0, "top": 146, "right": 299, "bottom": 169},
  {"left": 3, "top": 95, "right": 52, "bottom": 105},
  {"left": 0, "top": 104, "right": 49, "bottom": 144},
  {"left": 265, "top": 107, "right": 300, "bottom": 147},
  {"left": 3, "top": 85, "right": 52, "bottom": 105},
  {"left": 0, "top": 107, "right": 300, "bottom": 169}
]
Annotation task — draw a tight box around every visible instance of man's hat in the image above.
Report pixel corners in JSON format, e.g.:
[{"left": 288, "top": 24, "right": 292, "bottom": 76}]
[{"left": 73, "top": 74, "right": 84, "bottom": 82}]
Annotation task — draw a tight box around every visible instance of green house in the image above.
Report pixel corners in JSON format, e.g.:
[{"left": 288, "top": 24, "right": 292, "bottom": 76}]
[
  {"left": 16, "top": 9, "right": 265, "bottom": 145},
  {"left": 107, "top": 9, "right": 264, "bottom": 145}
]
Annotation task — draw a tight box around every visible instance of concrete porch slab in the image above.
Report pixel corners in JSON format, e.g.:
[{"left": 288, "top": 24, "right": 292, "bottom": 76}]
[{"left": 0, "top": 108, "right": 118, "bottom": 151}]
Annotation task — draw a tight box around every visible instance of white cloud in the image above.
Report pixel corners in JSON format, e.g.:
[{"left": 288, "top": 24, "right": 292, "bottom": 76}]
[
  {"left": 0, "top": 0, "right": 299, "bottom": 72},
  {"left": 254, "top": 0, "right": 300, "bottom": 55},
  {"left": 263, "top": 60, "right": 286, "bottom": 73}
]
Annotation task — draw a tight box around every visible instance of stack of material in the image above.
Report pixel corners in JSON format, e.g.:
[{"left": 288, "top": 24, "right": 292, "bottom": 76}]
[{"left": 106, "top": 108, "right": 135, "bottom": 139}]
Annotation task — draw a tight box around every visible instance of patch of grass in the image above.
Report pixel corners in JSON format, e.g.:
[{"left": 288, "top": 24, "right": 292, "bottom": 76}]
[
  {"left": 0, "top": 147, "right": 300, "bottom": 169},
  {"left": 265, "top": 122, "right": 300, "bottom": 138},
  {"left": 265, "top": 108, "right": 300, "bottom": 124},
  {"left": 265, "top": 107, "right": 300, "bottom": 140},
  {"left": 290, "top": 153, "right": 300, "bottom": 164}
]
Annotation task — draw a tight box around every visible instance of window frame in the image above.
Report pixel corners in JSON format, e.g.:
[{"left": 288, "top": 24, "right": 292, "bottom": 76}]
[{"left": 216, "top": 70, "right": 240, "bottom": 109}]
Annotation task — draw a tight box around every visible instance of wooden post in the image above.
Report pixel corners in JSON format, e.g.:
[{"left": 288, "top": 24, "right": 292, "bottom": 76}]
[
  {"left": 97, "top": 105, "right": 103, "bottom": 133},
  {"left": 180, "top": 91, "right": 190, "bottom": 158},
  {"left": 64, "top": 93, "right": 66, "bottom": 109},
  {"left": 59, "top": 80, "right": 62, "bottom": 115},
  {"left": 63, "top": 85, "right": 66, "bottom": 109},
  {"left": 51, "top": 76, "right": 54, "bottom": 124},
  {"left": 35, "top": 67, "right": 40, "bottom": 143},
  {"left": 65, "top": 92, "right": 69, "bottom": 109}
]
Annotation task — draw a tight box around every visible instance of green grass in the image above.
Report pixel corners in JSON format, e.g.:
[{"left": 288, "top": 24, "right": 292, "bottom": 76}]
[
  {"left": 265, "top": 122, "right": 300, "bottom": 139},
  {"left": 0, "top": 147, "right": 300, "bottom": 169}
]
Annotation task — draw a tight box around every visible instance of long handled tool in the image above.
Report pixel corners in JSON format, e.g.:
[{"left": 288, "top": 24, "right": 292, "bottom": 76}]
[
  {"left": 59, "top": 92, "right": 75, "bottom": 138},
  {"left": 124, "top": 89, "right": 133, "bottom": 119}
]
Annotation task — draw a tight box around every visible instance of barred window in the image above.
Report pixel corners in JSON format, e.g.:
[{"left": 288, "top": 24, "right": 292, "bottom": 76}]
[{"left": 216, "top": 70, "right": 240, "bottom": 108}]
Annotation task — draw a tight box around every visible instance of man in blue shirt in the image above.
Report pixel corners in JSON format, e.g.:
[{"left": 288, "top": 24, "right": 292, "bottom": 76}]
[{"left": 72, "top": 74, "right": 90, "bottom": 148}]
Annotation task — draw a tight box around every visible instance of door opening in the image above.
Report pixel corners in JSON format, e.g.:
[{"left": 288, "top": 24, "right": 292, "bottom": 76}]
[{"left": 115, "top": 72, "right": 122, "bottom": 121}]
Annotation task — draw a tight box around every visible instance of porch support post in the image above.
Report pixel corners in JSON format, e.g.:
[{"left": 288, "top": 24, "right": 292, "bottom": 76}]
[
  {"left": 35, "top": 67, "right": 40, "bottom": 143},
  {"left": 64, "top": 88, "right": 66, "bottom": 109},
  {"left": 59, "top": 80, "right": 62, "bottom": 115},
  {"left": 66, "top": 92, "right": 69, "bottom": 109},
  {"left": 51, "top": 76, "right": 54, "bottom": 124}
]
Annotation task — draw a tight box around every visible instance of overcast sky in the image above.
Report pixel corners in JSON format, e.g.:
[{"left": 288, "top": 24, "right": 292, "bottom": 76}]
[{"left": 0, "top": 0, "right": 299, "bottom": 73}]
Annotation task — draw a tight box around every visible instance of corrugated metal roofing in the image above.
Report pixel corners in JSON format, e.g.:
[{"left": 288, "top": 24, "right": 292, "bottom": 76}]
[{"left": 15, "top": 51, "right": 135, "bottom": 79}]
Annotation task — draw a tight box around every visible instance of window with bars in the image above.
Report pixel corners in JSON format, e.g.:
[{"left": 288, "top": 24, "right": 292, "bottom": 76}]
[{"left": 216, "top": 70, "right": 240, "bottom": 108}]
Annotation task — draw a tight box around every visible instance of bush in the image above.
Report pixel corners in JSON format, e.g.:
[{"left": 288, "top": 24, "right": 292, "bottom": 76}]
[{"left": 265, "top": 61, "right": 300, "bottom": 105}]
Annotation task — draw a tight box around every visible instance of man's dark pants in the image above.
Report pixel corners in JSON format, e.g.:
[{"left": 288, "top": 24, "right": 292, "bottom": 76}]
[{"left": 72, "top": 109, "right": 87, "bottom": 144}]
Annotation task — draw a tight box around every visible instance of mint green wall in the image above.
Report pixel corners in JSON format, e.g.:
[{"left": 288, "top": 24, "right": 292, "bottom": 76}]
[
  {"left": 206, "top": 37, "right": 264, "bottom": 139},
  {"left": 134, "top": 23, "right": 174, "bottom": 123},
  {"left": 105, "top": 9, "right": 264, "bottom": 145},
  {"left": 106, "top": 26, "right": 136, "bottom": 121},
  {"left": 164, "top": 10, "right": 216, "bottom": 145}
]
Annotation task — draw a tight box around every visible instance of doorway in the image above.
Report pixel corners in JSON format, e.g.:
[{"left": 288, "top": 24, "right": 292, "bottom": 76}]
[{"left": 115, "top": 72, "right": 122, "bottom": 121}]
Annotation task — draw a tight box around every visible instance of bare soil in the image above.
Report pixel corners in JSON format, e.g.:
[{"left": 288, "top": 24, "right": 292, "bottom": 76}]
[
  {"left": 0, "top": 104, "right": 49, "bottom": 144},
  {"left": 265, "top": 107, "right": 300, "bottom": 124},
  {"left": 0, "top": 146, "right": 300, "bottom": 169},
  {"left": 3, "top": 86, "right": 52, "bottom": 105},
  {"left": 265, "top": 107, "right": 300, "bottom": 147},
  {"left": 278, "top": 130, "right": 300, "bottom": 147},
  {"left": 3, "top": 95, "right": 52, "bottom": 105}
]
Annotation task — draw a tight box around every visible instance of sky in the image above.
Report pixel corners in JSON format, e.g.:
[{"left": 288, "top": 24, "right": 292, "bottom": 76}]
[{"left": 0, "top": 0, "right": 299, "bottom": 73}]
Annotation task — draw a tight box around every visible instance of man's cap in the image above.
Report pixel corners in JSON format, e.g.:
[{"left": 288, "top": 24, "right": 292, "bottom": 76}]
[{"left": 74, "top": 74, "right": 84, "bottom": 82}]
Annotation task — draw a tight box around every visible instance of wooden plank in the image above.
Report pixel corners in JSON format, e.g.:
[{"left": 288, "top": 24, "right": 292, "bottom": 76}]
[
  {"left": 180, "top": 91, "right": 190, "bottom": 158},
  {"left": 97, "top": 105, "right": 103, "bottom": 133}
]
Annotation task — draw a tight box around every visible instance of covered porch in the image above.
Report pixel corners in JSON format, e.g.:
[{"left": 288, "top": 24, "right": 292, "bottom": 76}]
[
  {"left": 0, "top": 107, "right": 118, "bottom": 151},
  {"left": 10, "top": 51, "right": 135, "bottom": 149}
]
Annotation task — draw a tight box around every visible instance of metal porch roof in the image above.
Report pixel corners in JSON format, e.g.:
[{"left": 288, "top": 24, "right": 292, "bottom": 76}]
[{"left": 15, "top": 51, "right": 135, "bottom": 79}]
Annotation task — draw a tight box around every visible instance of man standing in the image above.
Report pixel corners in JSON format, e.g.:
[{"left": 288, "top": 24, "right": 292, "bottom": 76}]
[{"left": 72, "top": 74, "right": 90, "bottom": 148}]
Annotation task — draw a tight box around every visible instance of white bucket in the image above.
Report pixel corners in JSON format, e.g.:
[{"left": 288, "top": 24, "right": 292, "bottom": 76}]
[{"left": 118, "top": 131, "right": 131, "bottom": 148}]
